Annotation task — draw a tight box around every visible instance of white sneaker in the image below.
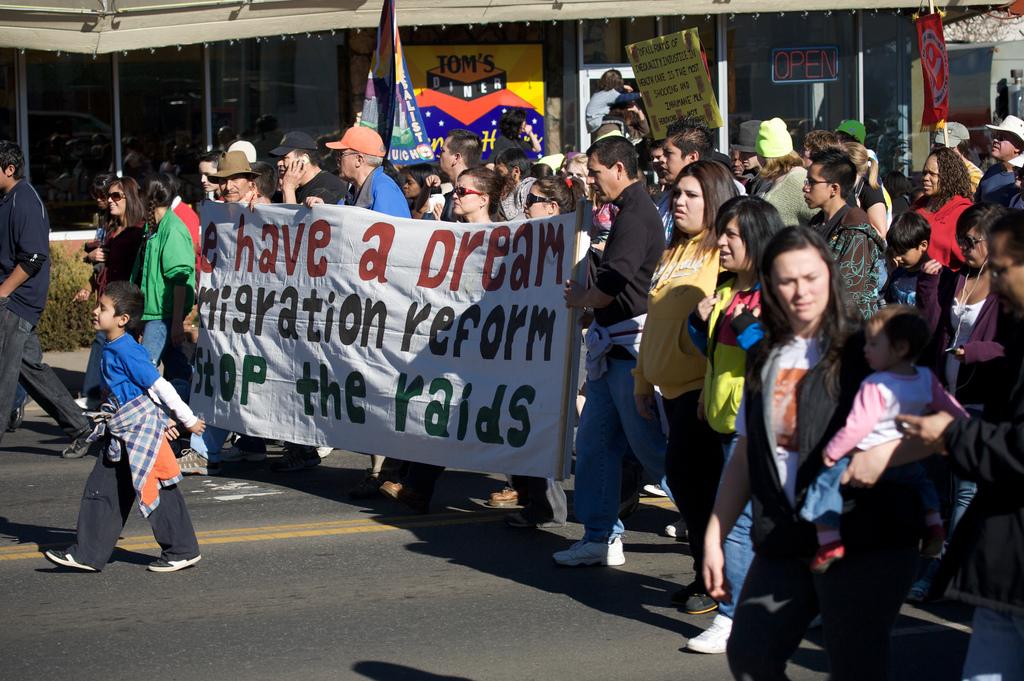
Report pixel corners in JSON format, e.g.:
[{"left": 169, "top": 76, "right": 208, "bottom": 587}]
[
  {"left": 316, "top": 446, "right": 334, "bottom": 458},
  {"left": 686, "top": 613, "right": 733, "bottom": 654},
  {"left": 642, "top": 483, "right": 668, "bottom": 497},
  {"left": 147, "top": 554, "right": 202, "bottom": 572},
  {"left": 553, "top": 538, "right": 625, "bottom": 566},
  {"left": 664, "top": 519, "right": 687, "bottom": 540},
  {"left": 74, "top": 396, "right": 88, "bottom": 409}
]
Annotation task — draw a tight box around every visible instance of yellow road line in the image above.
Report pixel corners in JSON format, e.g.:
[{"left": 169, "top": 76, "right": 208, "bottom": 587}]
[{"left": 0, "top": 496, "right": 677, "bottom": 562}]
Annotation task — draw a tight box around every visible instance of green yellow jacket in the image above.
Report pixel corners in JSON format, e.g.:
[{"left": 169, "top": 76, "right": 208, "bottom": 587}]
[
  {"left": 132, "top": 209, "right": 195, "bottom": 322},
  {"left": 687, "top": 276, "right": 764, "bottom": 434}
]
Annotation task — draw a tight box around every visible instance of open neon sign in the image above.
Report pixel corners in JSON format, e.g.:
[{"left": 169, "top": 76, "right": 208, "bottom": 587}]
[{"left": 771, "top": 46, "right": 840, "bottom": 84}]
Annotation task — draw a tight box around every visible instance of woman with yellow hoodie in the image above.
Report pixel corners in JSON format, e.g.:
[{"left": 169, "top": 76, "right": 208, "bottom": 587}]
[{"left": 632, "top": 160, "right": 738, "bottom": 615}]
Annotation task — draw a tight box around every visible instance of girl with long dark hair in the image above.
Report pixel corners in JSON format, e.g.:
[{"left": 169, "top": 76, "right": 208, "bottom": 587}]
[
  {"left": 704, "top": 227, "right": 927, "bottom": 680},
  {"left": 132, "top": 174, "right": 196, "bottom": 400},
  {"left": 74, "top": 176, "right": 146, "bottom": 408},
  {"left": 683, "top": 196, "right": 784, "bottom": 653}
]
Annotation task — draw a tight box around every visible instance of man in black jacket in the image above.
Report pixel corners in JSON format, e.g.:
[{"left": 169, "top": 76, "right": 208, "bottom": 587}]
[
  {"left": 898, "top": 210, "right": 1024, "bottom": 679},
  {"left": 0, "top": 141, "right": 92, "bottom": 457},
  {"left": 556, "top": 136, "right": 667, "bottom": 567}
]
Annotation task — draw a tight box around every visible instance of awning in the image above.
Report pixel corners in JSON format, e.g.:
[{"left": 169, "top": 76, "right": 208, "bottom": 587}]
[{"left": 0, "top": 0, "right": 993, "bottom": 54}]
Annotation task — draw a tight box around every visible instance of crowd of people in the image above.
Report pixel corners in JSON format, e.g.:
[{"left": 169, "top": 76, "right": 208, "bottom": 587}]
[{"left": 0, "top": 64, "right": 1022, "bottom": 679}]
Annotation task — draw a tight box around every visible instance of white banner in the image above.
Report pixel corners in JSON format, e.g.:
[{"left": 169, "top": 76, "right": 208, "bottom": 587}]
[{"left": 193, "top": 203, "right": 584, "bottom": 479}]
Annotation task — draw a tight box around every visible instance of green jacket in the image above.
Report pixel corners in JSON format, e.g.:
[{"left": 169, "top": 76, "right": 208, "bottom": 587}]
[
  {"left": 132, "top": 209, "right": 195, "bottom": 321},
  {"left": 688, "top": 277, "right": 765, "bottom": 434}
]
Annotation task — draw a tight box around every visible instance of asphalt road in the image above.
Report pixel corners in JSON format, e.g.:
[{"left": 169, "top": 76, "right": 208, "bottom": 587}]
[{"left": 0, "top": 375, "right": 974, "bottom": 681}]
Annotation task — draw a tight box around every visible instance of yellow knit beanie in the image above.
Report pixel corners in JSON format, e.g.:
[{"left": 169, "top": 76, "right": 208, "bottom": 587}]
[{"left": 756, "top": 118, "right": 794, "bottom": 159}]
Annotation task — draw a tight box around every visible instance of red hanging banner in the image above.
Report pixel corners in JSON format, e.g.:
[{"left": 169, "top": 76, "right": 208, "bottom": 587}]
[{"left": 916, "top": 12, "right": 950, "bottom": 126}]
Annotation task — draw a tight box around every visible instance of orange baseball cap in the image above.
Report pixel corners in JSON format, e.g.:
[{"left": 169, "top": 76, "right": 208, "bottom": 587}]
[{"left": 326, "top": 126, "right": 387, "bottom": 156}]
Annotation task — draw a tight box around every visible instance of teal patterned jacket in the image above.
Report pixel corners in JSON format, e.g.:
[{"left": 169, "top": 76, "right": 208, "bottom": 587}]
[{"left": 812, "top": 205, "right": 886, "bottom": 320}]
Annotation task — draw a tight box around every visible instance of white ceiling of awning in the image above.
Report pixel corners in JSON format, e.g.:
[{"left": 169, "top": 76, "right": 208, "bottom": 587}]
[{"left": 0, "top": 0, "right": 994, "bottom": 54}]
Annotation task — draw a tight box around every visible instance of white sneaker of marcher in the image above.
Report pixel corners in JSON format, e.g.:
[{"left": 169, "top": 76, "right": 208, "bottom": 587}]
[
  {"left": 316, "top": 446, "right": 334, "bottom": 458},
  {"left": 686, "top": 613, "right": 733, "bottom": 654},
  {"left": 552, "top": 537, "right": 625, "bottom": 567},
  {"left": 642, "top": 483, "right": 668, "bottom": 497},
  {"left": 664, "top": 519, "right": 685, "bottom": 538}
]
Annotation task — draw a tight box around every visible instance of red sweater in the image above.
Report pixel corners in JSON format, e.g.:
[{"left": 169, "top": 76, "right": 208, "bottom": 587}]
[
  {"left": 171, "top": 197, "right": 201, "bottom": 286},
  {"left": 914, "top": 195, "right": 972, "bottom": 270}
]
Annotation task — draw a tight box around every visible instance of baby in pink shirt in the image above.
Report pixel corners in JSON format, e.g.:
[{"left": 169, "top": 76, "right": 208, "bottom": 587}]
[{"left": 800, "top": 306, "right": 968, "bottom": 573}]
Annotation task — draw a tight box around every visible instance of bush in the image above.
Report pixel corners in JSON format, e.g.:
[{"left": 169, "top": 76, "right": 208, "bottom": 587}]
[{"left": 37, "top": 244, "right": 95, "bottom": 352}]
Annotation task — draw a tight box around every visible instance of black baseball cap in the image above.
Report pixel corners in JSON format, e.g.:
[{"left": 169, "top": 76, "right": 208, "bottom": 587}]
[{"left": 270, "top": 131, "right": 318, "bottom": 157}]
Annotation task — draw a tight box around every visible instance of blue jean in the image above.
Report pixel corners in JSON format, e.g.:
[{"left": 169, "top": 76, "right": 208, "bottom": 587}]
[
  {"left": 951, "top": 477, "right": 978, "bottom": 534},
  {"left": 719, "top": 433, "right": 754, "bottom": 620},
  {"left": 81, "top": 331, "right": 105, "bottom": 402},
  {"left": 141, "top": 318, "right": 192, "bottom": 401},
  {"left": 13, "top": 382, "right": 26, "bottom": 410},
  {"left": 961, "top": 607, "right": 1024, "bottom": 681},
  {"left": 574, "top": 358, "right": 667, "bottom": 542},
  {"left": 801, "top": 458, "right": 940, "bottom": 528},
  {"left": 190, "top": 426, "right": 230, "bottom": 463}
]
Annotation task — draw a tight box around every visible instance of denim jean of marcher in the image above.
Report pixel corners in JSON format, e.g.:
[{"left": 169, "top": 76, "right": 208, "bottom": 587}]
[
  {"left": 951, "top": 406, "right": 983, "bottom": 533},
  {"left": 719, "top": 433, "right": 754, "bottom": 620},
  {"left": 960, "top": 607, "right": 1024, "bottom": 681},
  {"left": 12, "top": 382, "right": 26, "bottom": 411},
  {"left": 141, "top": 318, "right": 192, "bottom": 402},
  {"left": 574, "top": 357, "right": 668, "bottom": 543},
  {"left": 801, "top": 458, "right": 940, "bottom": 528},
  {"left": 81, "top": 331, "right": 106, "bottom": 402},
  {"left": 190, "top": 427, "right": 231, "bottom": 464}
]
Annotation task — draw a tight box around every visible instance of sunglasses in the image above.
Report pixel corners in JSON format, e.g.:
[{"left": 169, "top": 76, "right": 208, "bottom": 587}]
[
  {"left": 455, "top": 186, "right": 485, "bottom": 198},
  {"left": 958, "top": 235, "right": 985, "bottom": 251},
  {"left": 107, "top": 191, "right": 125, "bottom": 202},
  {"left": 525, "top": 193, "right": 554, "bottom": 207}
]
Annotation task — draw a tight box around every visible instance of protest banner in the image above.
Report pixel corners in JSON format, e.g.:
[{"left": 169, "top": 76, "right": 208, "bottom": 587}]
[
  {"left": 193, "top": 203, "right": 586, "bottom": 479},
  {"left": 626, "top": 28, "right": 723, "bottom": 138},
  {"left": 405, "top": 43, "right": 545, "bottom": 160}
]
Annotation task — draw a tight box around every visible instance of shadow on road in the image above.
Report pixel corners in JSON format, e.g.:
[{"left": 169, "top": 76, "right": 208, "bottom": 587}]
[
  {"left": 0, "top": 515, "right": 76, "bottom": 546},
  {"left": 353, "top": 661, "right": 477, "bottom": 681}
]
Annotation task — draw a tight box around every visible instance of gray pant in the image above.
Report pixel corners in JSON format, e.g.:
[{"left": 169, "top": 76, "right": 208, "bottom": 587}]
[
  {"left": 511, "top": 475, "right": 567, "bottom": 524},
  {"left": 0, "top": 307, "right": 90, "bottom": 439},
  {"left": 68, "top": 445, "right": 200, "bottom": 570},
  {"left": 727, "top": 547, "right": 917, "bottom": 681}
]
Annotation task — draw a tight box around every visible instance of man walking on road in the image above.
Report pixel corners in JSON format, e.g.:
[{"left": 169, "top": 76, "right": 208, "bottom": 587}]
[
  {"left": 557, "top": 136, "right": 667, "bottom": 566},
  {"left": 0, "top": 141, "right": 92, "bottom": 457}
]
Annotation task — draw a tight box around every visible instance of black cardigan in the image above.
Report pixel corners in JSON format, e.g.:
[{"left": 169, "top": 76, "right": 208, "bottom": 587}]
[
  {"left": 937, "top": 321, "right": 1024, "bottom": 616},
  {"left": 743, "top": 331, "right": 924, "bottom": 559}
]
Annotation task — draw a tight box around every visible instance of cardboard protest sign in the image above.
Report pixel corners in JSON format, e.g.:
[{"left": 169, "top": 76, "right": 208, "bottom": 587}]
[
  {"left": 627, "top": 28, "right": 723, "bottom": 137},
  {"left": 193, "top": 203, "right": 584, "bottom": 479}
]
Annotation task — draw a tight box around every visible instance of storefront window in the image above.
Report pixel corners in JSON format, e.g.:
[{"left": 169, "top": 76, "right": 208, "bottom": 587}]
[
  {"left": 0, "top": 50, "right": 15, "bottom": 143},
  {"left": 119, "top": 45, "right": 205, "bottom": 202},
  {"left": 582, "top": 18, "right": 658, "bottom": 66},
  {"left": 863, "top": 13, "right": 914, "bottom": 175},
  {"left": 209, "top": 33, "right": 347, "bottom": 169},
  {"left": 26, "top": 52, "right": 113, "bottom": 231},
  {"left": 727, "top": 13, "right": 857, "bottom": 151}
]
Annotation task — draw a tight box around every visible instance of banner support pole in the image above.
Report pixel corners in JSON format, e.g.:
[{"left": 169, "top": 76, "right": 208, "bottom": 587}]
[{"left": 555, "top": 200, "right": 591, "bottom": 480}]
